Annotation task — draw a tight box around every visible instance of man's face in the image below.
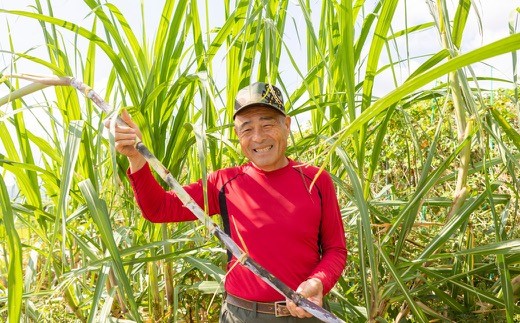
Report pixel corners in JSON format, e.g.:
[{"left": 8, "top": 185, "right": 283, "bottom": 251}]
[{"left": 234, "top": 106, "right": 291, "bottom": 171}]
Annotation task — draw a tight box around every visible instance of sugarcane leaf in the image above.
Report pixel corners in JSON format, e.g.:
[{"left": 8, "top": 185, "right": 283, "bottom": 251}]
[{"left": 0, "top": 174, "right": 23, "bottom": 322}]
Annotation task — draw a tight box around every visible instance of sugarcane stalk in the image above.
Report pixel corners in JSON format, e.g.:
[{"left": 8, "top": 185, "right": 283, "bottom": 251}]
[{"left": 2, "top": 73, "right": 345, "bottom": 323}]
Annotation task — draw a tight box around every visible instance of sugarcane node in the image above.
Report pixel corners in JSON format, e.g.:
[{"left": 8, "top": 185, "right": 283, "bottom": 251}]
[
  {"left": 135, "top": 142, "right": 149, "bottom": 156},
  {"left": 84, "top": 87, "right": 93, "bottom": 98}
]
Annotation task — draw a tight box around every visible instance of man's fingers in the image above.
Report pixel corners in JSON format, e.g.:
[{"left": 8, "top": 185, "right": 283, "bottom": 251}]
[
  {"left": 103, "top": 109, "right": 135, "bottom": 129},
  {"left": 114, "top": 125, "right": 136, "bottom": 135},
  {"left": 120, "top": 109, "right": 137, "bottom": 128},
  {"left": 115, "top": 138, "right": 137, "bottom": 149},
  {"left": 115, "top": 132, "right": 137, "bottom": 142},
  {"left": 286, "top": 300, "right": 312, "bottom": 318}
]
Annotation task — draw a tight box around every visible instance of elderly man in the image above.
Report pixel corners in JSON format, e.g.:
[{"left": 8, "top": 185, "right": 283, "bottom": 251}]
[{"left": 109, "top": 82, "right": 347, "bottom": 322}]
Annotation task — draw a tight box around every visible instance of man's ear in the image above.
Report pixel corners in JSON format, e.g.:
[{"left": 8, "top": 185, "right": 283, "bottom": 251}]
[{"left": 284, "top": 116, "right": 291, "bottom": 130}]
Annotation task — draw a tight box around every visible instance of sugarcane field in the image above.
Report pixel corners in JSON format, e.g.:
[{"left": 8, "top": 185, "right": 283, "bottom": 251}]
[{"left": 1, "top": 0, "right": 520, "bottom": 322}]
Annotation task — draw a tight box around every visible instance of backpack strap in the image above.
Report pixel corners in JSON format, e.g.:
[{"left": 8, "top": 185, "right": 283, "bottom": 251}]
[{"left": 219, "top": 185, "right": 232, "bottom": 262}]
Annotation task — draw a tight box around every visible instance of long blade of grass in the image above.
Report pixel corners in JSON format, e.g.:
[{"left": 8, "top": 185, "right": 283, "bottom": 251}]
[
  {"left": 456, "top": 239, "right": 520, "bottom": 255},
  {"left": 0, "top": 174, "right": 23, "bottom": 322},
  {"left": 54, "top": 120, "right": 84, "bottom": 264},
  {"left": 87, "top": 264, "right": 111, "bottom": 323}
]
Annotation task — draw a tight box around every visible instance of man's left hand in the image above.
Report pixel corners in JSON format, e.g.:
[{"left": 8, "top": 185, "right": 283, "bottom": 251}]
[{"left": 286, "top": 278, "right": 323, "bottom": 318}]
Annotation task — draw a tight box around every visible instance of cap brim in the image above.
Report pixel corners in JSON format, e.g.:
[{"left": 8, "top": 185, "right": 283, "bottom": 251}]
[{"left": 233, "top": 103, "right": 286, "bottom": 119}]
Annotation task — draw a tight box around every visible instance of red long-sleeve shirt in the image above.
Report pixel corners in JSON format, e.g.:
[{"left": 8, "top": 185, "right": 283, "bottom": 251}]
[{"left": 128, "top": 159, "right": 347, "bottom": 302}]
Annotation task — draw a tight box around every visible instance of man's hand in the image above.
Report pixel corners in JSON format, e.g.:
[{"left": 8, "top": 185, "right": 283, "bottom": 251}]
[
  {"left": 104, "top": 109, "right": 146, "bottom": 172},
  {"left": 286, "top": 278, "right": 324, "bottom": 318}
]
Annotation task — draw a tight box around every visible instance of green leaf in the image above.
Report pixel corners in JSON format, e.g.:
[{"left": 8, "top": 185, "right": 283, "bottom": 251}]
[
  {"left": 456, "top": 239, "right": 520, "bottom": 256},
  {"left": 0, "top": 174, "right": 23, "bottom": 322}
]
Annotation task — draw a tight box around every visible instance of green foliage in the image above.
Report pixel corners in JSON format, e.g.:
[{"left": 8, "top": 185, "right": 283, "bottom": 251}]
[{"left": 1, "top": 0, "right": 520, "bottom": 322}]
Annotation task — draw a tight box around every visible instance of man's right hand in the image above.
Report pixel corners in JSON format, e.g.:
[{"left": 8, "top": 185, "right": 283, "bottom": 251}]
[{"left": 104, "top": 109, "right": 146, "bottom": 173}]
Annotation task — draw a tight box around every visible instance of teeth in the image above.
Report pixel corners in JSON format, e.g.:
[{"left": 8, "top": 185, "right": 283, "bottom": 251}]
[{"left": 255, "top": 146, "right": 272, "bottom": 152}]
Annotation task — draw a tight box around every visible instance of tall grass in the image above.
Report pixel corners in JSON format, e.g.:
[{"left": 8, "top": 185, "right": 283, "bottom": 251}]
[{"left": 1, "top": 0, "right": 520, "bottom": 321}]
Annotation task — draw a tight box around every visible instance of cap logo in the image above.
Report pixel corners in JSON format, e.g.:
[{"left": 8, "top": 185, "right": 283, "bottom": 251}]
[{"left": 261, "top": 84, "right": 284, "bottom": 110}]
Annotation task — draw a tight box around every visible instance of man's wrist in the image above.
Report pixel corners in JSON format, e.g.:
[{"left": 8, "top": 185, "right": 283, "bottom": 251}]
[{"left": 128, "top": 155, "right": 146, "bottom": 173}]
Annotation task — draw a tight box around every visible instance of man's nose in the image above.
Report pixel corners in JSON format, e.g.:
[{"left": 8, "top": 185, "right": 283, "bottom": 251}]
[{"left": 251, "top": 127, "right": 266, "bottom": 142}]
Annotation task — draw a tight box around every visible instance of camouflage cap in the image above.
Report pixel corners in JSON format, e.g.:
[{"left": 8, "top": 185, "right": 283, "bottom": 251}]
[{"left": 233, "top": 82, "right": 286, "bottom": 119}]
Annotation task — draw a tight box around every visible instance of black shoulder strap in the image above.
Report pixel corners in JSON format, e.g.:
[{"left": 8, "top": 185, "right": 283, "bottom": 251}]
[{"left": 218, "top": 185, "right": 232, "bottom": 262}]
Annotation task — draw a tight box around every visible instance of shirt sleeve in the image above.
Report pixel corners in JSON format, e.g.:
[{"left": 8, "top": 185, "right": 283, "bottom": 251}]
[
  {"left": 127, "top": 163, "right": 214, "bottom": 223},
  {"left": 308, "top": 171, "right": 347, "bottom": 295}
]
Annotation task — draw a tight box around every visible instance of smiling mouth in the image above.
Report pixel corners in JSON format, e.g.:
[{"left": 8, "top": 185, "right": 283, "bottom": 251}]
[{"left": 254, "top": 145, "right": 273, "bottom": 153}]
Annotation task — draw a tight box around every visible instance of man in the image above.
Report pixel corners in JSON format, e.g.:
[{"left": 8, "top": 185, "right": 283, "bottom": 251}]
[{"left": 109, "top": 82, "right": 347, "bottom": 322}]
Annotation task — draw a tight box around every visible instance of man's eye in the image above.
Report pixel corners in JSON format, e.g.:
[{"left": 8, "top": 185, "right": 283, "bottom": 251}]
[{"left": 242, "top": 128, "right": 252, "bottom": 134}]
